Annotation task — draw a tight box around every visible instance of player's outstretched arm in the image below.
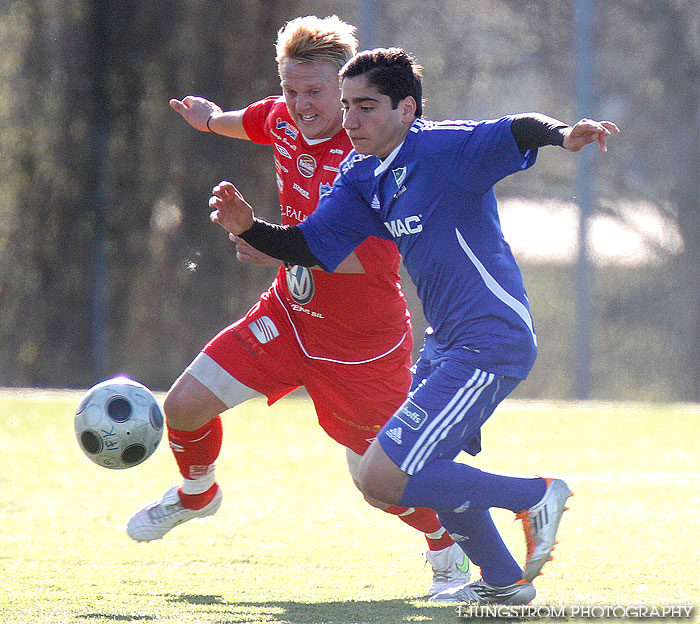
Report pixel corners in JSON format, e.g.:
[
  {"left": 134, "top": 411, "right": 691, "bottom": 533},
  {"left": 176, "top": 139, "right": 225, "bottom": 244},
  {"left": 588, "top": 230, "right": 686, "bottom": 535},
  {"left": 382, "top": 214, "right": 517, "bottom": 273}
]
[
  {"left": 170, "top": 96, "right": 249, "bottom": 139},
  {"left": 562, "top": 118, "right": 620, "bottom": 153}
]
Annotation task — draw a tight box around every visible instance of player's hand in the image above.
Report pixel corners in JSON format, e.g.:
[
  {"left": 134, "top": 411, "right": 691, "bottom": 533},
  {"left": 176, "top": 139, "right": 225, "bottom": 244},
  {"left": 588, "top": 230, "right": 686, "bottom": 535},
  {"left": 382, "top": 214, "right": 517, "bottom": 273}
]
[
  {"left": 170, "top": 96, "right": 222, "bottom": 132},
  {"left": 230, "top": 235, "right": 283, "bottom": 267},
  {"left": 209, "top": 181, "right": 255, "bottom": 236},
  {"left": 563, "top": 118, "right": 620, "bottom": 153}
]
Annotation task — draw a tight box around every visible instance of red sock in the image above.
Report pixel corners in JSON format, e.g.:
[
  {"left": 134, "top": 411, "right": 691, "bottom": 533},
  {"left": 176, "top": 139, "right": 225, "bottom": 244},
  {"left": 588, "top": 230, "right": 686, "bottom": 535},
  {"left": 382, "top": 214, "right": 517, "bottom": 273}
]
[
  {"left": 168, "top": 416, "right": 222, "bottom": 510},
  {"left": 384, "top": 505, "right": 455, "bottom": 551}
]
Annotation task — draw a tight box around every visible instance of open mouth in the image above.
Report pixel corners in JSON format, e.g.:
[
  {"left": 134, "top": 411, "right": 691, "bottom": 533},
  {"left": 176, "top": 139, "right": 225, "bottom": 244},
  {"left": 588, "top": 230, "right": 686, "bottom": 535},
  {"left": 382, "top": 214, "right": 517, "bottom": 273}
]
[{"left": 299, "top": 113, "right": 317, "bottom": 123}]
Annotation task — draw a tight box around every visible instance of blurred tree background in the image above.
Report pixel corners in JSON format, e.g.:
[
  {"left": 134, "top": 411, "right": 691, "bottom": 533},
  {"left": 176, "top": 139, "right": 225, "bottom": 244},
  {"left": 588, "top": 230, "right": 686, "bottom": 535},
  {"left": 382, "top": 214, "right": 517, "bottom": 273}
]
[{"left": 0, "top": 0, "right": 698, "bottom": 402}]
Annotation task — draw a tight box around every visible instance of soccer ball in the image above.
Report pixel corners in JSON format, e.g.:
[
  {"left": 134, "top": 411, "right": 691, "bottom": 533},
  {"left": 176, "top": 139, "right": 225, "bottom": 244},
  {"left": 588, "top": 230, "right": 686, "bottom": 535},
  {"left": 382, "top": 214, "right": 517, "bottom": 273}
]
[{"left": 75, "top": 376, "right": 164, "bottom": 469}]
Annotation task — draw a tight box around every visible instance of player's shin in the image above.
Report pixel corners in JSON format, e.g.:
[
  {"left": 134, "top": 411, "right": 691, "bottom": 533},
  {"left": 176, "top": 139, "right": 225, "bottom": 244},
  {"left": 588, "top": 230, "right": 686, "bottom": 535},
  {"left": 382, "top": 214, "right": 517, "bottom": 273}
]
[
  {"left": 398, "top": 458, "right": 546, "bottom": 513},
  {"left": 168, "top": 416, "right": 223, "bottom": 509}
]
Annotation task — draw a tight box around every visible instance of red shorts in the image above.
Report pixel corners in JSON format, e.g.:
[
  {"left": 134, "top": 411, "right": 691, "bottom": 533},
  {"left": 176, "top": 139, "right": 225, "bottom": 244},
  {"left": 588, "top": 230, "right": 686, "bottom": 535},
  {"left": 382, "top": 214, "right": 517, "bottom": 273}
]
[{"left": 202, "top": 289, "right": 413, "bottom": 455}]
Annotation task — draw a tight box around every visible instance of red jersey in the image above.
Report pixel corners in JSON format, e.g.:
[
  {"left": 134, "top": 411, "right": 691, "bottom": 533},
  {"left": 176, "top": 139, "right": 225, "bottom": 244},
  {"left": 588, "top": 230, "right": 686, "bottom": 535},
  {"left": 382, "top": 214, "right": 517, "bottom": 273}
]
[{"left": 242, "top": 96, "right": 410, "bottom": 362}]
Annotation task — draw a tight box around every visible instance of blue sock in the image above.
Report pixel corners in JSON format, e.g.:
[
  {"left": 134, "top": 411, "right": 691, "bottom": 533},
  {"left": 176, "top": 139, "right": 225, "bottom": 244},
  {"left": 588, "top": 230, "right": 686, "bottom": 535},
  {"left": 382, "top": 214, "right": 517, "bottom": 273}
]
[
  {"left": 438, "top": 509, "right": 523, "bottom": 587},
  {"left": 398, "top": 458, "right": 546, "bottom": 512}
]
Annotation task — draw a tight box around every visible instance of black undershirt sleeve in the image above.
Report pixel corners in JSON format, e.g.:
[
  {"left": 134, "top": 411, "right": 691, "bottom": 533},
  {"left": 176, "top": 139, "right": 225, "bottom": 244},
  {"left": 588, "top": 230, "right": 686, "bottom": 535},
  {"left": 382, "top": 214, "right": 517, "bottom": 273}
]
[
  {"left": 238, "top": 219, "right": 321, "bottom": 268},
  {"left": 238, "top": 114, "right": 568, "bottom": 265},
  {"left": 510, "top": 113, "right": 569, "bottom": 152}
]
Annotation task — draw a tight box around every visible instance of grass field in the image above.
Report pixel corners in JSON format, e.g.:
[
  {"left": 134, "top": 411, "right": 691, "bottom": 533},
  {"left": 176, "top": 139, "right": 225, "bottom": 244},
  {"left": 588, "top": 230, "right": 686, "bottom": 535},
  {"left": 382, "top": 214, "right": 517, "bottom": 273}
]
[{"left": 1, "top": 390, "right": 698, "bottom": 623}]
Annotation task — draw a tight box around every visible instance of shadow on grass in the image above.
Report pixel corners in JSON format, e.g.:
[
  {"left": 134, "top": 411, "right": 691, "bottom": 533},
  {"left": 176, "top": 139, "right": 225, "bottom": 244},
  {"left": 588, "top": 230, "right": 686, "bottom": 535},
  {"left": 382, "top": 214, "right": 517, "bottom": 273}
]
[
  {"left": 76, "top": 615, "right": 156, "bottom": 622},
  {"left": 163, "top": 593, "right": 529, "bottom": 624}
]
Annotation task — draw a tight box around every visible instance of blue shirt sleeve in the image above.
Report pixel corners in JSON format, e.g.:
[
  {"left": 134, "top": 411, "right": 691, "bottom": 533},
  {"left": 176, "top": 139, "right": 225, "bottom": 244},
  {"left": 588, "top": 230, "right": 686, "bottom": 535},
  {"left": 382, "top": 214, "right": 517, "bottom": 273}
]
[
  {"left": 298, "top": 173, "right": 388, "bottom": 273},
  {"left": 455, "top": 116, "right": 538, "bottom": 194}
]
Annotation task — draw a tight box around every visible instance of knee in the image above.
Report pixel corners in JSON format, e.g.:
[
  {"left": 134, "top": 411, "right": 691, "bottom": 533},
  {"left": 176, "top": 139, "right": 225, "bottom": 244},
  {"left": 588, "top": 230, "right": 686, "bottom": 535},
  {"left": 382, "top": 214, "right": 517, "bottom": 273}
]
[
  {"left": 357, "top": 475, "right": 400, "bottom": 506},
  {"left": 351, "top": 480, "right": 391, "bottom": 510},
  {"left": 359, "top": 470, "right": 401, "bottom": 507},
  {"left": 356, "top": 447, "right": 408, "bottom": 507},
  {"left": 163, "top": 384, "right": 192, "bottom": 430}
]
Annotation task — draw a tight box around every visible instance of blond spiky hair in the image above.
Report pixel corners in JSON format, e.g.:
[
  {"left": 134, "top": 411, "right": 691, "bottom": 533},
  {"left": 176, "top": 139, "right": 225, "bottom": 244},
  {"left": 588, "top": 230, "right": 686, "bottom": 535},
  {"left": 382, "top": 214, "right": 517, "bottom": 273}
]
[{"left": 275, "top": 15, "right": 358, "bottom": 73}]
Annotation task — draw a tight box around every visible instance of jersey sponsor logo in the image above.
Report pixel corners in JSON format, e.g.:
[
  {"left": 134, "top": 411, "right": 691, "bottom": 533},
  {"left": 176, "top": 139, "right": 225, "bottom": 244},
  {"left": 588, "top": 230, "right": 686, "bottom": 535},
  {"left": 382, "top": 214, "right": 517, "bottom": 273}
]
[
  {"left": 282, "top": 205, "right": 305, "bottom": 222},
  {"left": 319, "top": 182, "right": 332, "bottom": 198},
  {"left": 275, "top": 117, "right": 299, "bottom": 140},
  {"left": 290, "top": 302, "right": 324, "bottom": 318},
  {"left": 286, "top": 264, "right": 315, "bottom": 305},
  {"left": 384, "top": 215, "right": 423, "bottom": 237},
  {"left": 323, "top": 164, "right": 339, "bottom": 173},
  {"left": 292, "top": 182, "right": 310, "bottom": 199},
  {"left": 275, "top": 143, "right": 292, "bottom": 159},
  {"left": 395, "top": 399, "right": 428, "bottom": 431},
  {"left": 330, "top": 148, "right": 345, "bottom": 155},
  {"left": 248, "top": 316, "right": 280, "bottom": 344},
  {"left": 386, "top": 427, "right": 403, "bottom": 445},
  {"left": 297, "top": 153, "right": 317, "bottom": 178}
]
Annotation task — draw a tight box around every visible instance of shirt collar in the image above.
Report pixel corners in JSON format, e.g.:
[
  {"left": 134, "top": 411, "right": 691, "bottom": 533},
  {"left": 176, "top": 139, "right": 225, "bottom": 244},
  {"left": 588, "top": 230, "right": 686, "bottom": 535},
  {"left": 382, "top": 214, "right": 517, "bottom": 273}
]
[{"left": 374, "top": 140, "right": 405, "bottom": 176}]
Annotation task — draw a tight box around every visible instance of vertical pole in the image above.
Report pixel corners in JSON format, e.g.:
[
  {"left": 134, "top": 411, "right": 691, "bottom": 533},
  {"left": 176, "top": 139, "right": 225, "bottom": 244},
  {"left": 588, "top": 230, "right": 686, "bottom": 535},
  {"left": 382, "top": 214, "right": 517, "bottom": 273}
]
[
  {"left": 359, "top": 0, "right": 380, "bottom": 50},
  {"left": 573, "top": 0, "right": 596, "bottom": 399},
  {"left": 90, "top": 0, "right": 109, "bottom": 382}
]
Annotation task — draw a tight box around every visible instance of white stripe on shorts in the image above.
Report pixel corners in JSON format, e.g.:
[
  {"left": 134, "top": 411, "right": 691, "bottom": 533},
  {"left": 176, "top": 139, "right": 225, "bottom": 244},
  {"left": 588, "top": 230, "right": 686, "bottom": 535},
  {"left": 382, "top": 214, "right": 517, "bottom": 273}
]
[
  {"left": 185, "top": 352, "right": 261, "bottom": 408},
  {"left": 401, "top": 368, "right": 495, "bottom": 475}
]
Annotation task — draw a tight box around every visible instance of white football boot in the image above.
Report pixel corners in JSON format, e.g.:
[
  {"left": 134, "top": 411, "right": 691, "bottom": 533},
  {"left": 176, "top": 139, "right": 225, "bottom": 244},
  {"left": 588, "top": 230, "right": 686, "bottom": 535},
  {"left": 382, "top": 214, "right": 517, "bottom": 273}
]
[
  {"left": 516, "top": 477, "right": 572, "bottom": 582},
  {"left": 429, "top": 578, "right": 536, "bottom": 605},
  {"left": 426, "top": 543, "right": 471, "bottom": 596},
  {"left": 127, "top": 485, "right": 223, "bottom": 542}
]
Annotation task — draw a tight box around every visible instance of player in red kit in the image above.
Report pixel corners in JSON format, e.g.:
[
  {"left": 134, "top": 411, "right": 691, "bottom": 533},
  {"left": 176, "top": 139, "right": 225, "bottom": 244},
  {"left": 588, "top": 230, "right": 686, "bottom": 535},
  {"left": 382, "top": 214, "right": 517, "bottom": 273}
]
[{"left": 126, "top": 15, "right": 469, "bottom": 595}]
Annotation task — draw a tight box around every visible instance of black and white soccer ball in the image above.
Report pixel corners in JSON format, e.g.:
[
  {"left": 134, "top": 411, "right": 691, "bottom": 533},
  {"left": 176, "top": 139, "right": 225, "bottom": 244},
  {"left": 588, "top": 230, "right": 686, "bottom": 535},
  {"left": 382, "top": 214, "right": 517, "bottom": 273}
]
[{"left": 75, "top": 377, "right": 164, "bottom": 470}]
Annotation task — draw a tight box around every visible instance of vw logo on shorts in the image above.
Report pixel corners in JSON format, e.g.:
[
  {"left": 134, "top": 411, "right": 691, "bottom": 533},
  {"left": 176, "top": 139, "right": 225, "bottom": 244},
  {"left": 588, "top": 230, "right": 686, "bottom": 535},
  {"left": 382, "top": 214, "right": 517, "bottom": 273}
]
[{"left": 286, "top": 265, "right": 315, "bottom": 304}]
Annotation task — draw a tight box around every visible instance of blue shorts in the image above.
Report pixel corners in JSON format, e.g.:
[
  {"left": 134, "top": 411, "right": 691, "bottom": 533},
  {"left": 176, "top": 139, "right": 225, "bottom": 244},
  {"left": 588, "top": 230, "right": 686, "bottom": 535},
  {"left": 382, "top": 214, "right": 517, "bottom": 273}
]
[{"left": 378, "top": 339, "right": 520, "bottom": 475}]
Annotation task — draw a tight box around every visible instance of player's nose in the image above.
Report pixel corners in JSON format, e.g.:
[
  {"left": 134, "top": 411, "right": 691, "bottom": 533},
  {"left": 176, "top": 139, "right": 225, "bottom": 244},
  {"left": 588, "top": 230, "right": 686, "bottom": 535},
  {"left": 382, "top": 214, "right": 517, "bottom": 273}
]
[
  {"left": 343, "top": 108, "right": 359, "bottom": 130},
  {"left": 296, "top": 93, "right": 313, "bottom": 111}
]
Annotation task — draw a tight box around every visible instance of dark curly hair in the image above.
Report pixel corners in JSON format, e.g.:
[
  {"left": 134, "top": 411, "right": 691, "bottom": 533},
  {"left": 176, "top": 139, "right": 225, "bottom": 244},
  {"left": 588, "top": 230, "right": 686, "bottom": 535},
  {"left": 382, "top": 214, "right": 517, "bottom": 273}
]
[{"left": 340, "top": 47, "right": 423, "bottom": 117}]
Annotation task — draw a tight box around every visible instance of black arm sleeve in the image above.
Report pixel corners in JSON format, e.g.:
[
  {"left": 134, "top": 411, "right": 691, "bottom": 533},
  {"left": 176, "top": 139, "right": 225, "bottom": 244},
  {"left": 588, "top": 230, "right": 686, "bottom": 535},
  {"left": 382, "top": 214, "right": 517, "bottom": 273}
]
[
  {"left": 511, "top": 113, "right": 569, "bottom": 152},
  {"left": 238, "top": 219, "right": 321, "bottom": 267}
]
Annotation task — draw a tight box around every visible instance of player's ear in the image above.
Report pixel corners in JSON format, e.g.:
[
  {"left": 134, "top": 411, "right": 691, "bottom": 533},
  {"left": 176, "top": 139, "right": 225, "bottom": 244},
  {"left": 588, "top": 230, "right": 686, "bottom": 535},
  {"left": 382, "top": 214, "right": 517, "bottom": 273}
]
[{"left": 399, "top": 96, "right": 417, "bottom": 122}]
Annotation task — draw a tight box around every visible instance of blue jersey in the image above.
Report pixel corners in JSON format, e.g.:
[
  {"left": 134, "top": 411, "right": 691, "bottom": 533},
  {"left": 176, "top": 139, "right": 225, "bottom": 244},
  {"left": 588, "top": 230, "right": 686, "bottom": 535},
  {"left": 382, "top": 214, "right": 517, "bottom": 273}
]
[{"left": 299, "top": 115, "right": 538, "bottom": 379}]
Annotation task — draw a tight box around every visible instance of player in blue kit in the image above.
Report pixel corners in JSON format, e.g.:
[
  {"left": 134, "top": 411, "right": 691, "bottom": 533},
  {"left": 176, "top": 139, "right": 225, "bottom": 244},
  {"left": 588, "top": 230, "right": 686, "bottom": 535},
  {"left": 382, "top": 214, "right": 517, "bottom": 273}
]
[{"left": 209, "top": 47, "right": 619, "bottom": 604}]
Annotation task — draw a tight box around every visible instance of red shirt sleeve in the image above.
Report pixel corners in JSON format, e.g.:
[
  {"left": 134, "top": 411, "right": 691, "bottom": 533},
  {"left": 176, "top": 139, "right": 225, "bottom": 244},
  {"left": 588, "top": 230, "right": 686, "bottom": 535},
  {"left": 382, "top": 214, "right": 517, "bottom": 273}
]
[{"left": 242, "top": 95, "right": 284, "bottom": 145}]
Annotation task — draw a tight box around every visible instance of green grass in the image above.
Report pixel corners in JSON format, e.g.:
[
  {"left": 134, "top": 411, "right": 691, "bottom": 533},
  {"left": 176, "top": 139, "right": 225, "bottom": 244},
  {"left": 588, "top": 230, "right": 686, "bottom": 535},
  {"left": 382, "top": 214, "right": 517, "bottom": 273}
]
[{"left": 1, "top": 390, "right": 698, "bottom": 623}]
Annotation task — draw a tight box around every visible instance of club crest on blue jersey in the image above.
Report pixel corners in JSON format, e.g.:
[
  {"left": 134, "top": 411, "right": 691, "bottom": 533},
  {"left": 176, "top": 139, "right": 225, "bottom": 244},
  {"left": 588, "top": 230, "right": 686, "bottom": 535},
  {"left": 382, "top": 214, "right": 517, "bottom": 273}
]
[
  {"left": 392, "top": 166, "right": 407, "bottom": 198},
  {"left": 392, "top": 166, "right": 407, "bottom": 187}
]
